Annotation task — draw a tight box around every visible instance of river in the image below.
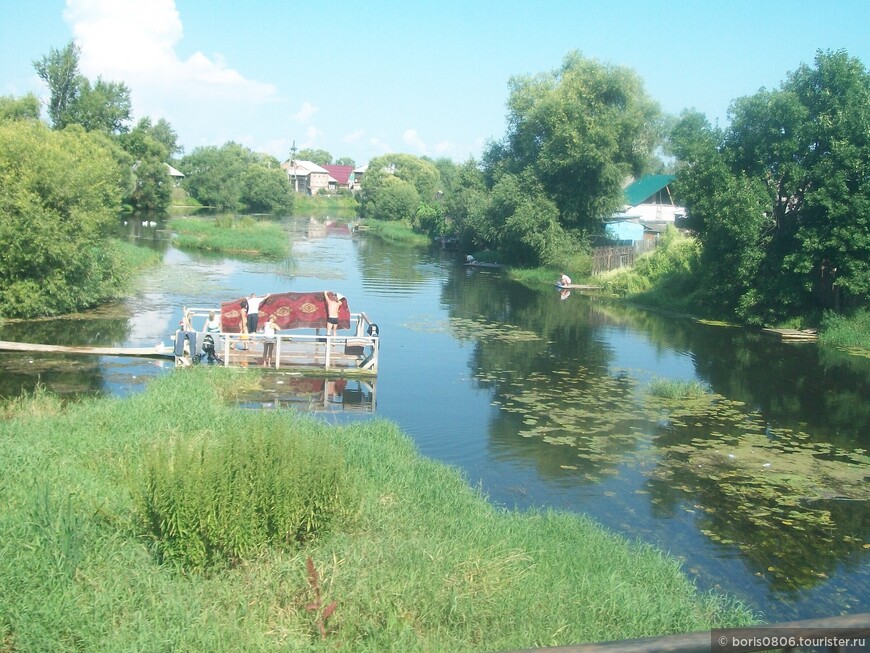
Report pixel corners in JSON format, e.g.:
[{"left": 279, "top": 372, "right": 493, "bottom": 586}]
[{"left": 1, "top": 215, "right": 868, "bottom": 623}]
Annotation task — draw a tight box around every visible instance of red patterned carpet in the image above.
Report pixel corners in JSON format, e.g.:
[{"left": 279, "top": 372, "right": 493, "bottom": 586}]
[{"left": 220, "top": 292, "right": 350, "bottom": 332}]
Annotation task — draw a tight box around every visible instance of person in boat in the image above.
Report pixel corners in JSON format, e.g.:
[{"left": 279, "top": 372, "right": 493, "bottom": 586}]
[
  {"left": 324, "top": 291, "right": 343, "bottom": 338},
  {"left": 262, "top": 315, "right": 279, "bottom": 367},
  {"left": 559, "top": 273, "right": 572, "bottom": 287},
  {"left": 466, "top": 254, "right": 476, "bottom": 264}
]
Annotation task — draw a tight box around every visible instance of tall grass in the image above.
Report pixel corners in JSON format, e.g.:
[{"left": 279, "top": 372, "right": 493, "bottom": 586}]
[
  {"left": 168, "top": 216, "right": 290, "bottom": 258},
  {"left": 0, "top": 367, "right": 756, "bottom": 651},
  {"left": 648, "top": 378, "right": 710, "bottom": 400},
  {"left": 599, "top": 229, "right": 702, "bottom": 310},
  {"left": 820, "top": 308, "right": 870, "bottom": 352}
]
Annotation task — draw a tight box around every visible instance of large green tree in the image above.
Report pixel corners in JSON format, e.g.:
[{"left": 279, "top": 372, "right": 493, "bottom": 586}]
[
  {"left": 0, "top": 121, "right": 128, "bottom": 316},
  {"left": 181, "top": 143, "right": 293, "bottom": 213},
  {"left": 486, "top": 51, "right": 662, "bottom": 233},
  {"left": 671, "top": 49, "right": 870, "bottom": 323},
  {"left": 33, "top": 41, "right": 81, "bottom": 129},
  {"left": 359, "top": 153, "right": 441, "bottom": 222},
  {"left": 0, "top": 94, "right": 41, "bottom": 122}
]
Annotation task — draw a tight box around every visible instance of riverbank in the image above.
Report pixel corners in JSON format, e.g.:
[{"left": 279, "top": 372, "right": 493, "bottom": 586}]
[{"left": 0, "top": 368, "right": 755, "bottom": 651}]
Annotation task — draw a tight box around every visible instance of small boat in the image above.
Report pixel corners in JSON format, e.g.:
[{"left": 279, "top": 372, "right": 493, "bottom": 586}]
[
  {"left": 465, "top": 261, "right": 503, "bottom": 269},
  {"left": 555, "top": 283, "right": 601, "bottom": 290}
]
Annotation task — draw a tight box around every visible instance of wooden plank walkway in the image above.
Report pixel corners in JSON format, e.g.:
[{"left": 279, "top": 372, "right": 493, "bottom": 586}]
[
  {"left": 761, "top": 328, "right": 818, "bottom": 342},
  {"left": 0, "top": 340, "right": 172, "bottom": 358}
]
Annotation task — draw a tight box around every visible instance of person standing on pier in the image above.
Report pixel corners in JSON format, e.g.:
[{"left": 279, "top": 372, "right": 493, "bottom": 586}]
[
  {"left": 245, "top": 292, "right": 270, "bottom": 334},
  {"left": 324, "top": 291, "right": 343, "bottom": 338}
]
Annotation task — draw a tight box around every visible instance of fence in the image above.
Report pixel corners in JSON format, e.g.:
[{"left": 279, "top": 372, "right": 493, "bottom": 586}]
[{"left": 591, "top": 240, "right": 658, "bottom": 275}]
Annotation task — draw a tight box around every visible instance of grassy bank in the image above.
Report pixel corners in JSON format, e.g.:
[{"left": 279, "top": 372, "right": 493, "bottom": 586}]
[
  {"left": 362, "top": 219, "right": 432, "bottom": 247},
  {"left": 294, "top": 194, "right": 359, "bottom": 218},
  {"left": 0, "top": 368, "right": 755, "bottom": 651},
  {"left": 168, "top": 215, "right": 290, "bottom": 258}
]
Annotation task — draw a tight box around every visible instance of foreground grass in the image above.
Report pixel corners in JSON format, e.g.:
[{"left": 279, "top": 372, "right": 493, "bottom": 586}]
[
  {"left": 0, "top": 368, "right": 755, "bottom": 652},
  {"left": 168, "top": 215, "right": 290, "bottom": 258}
]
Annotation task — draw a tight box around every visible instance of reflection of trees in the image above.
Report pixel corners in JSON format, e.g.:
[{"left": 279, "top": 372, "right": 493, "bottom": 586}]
[
  {"left": 644, "top": 397, "right": 870, "bottom": 593},
  {"left": 0, "top": 353, "right": 106, "bottom": 399},
  {"left": 442, "top": 274, "right": 650, "bottom": 483},
  {"left": 594, "top": 302, "right": 870, "bottom": 447},
  {"left": 353, "top": 238, "right": 434, "bottom": 289},
  {"left": 0, "top": 314, "right": 132, "bottom": 347}
]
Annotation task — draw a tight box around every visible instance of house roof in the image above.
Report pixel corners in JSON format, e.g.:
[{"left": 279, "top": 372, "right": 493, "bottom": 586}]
[
  {"left": 322, "top": 165, "right": 355, "bottom": 185},
  {"left": 281, "top": 160, "right": 330, "bottom": 176},
  {"left": 624, "top": 174, "right": 676, "bottom": 207}
]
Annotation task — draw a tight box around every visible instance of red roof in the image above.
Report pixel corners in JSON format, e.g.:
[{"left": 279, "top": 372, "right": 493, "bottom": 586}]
[{"left": 322, "top": 165, "right": 354, "bottom": 185}]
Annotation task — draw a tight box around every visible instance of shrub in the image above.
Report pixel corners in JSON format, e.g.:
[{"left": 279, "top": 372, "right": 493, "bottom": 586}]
[{"left": 135, "top": 424, "right": 352, "bottom": 570}]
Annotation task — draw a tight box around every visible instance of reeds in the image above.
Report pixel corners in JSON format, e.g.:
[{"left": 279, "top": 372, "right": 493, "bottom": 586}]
[{"left": 168, "top": 215, "right": 291, "bottom": 258}]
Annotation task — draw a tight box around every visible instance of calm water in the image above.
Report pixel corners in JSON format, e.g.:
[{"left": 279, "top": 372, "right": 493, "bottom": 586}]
[{"left": 2, "top": 216, "right": 869, "bottom": 623}]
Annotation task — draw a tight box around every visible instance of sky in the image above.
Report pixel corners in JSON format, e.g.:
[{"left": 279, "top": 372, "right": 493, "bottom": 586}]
[{"left": 2, "top": 0, "right": 868, "bottom": 167}]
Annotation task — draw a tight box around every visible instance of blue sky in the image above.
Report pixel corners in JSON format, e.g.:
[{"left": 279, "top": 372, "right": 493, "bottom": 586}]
[{"left": 2, "top": 0, "right": 867, "bottom": 166}]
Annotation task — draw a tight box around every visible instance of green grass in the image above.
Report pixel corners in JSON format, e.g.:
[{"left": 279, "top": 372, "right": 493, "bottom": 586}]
[
  {"left": 168, "top": 215, "right": 290, "bottom": 258},
  {"left": 820, "top": 308, "right": 870, "bottom": 353},
  {"left": 0, "top": 368, "right": 756, "bottom": 651},
  {"left": 364, "top": 219, "right": 432, "bottom": 247},
  {"left": 648, "top": 378, "right": 710, "bottom": 400},
  {"left": 294, "top": 194, "right": 359, "bottom": 218}
]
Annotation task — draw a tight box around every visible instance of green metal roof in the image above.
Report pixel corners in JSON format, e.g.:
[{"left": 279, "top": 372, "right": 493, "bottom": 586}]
[{"left": 624, "top": 174, "right": 676, "bottom": 207}]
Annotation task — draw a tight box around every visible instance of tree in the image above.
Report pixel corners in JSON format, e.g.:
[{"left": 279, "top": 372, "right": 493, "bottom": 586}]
[
  {"left": 360, "top": 153, "right": 440, "bottom": 220},
  {"left": 181, "top": 143, "right": 294, "bottom": 213},
  {"left": 68, "top": 77, "right": 132, "bottom": 135},
  {"left": 296, "top": 148, "right": 332, "bottom": 166},
  {"left": 487, "top": 51, "right": 662, "bottom": 233},
  {"left": 33, "top": 41, "right": 82, "bottom": 129},
  {"left": 0, "top": 94, "right": 41, "bottom": 122},
  {"left": 335, "top": 156, "right": 356, "bottom": 167},
  {"left": 0, "top": 121, "right": 128, "bottom": 317},
  {"left": 671, "top": 50, "right": 870, "bottom": 322}
]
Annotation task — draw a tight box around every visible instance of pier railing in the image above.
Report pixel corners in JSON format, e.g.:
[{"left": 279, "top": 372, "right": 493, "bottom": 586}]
[{"left": 182, "top": 307, "right": 379, "bottom": 373}]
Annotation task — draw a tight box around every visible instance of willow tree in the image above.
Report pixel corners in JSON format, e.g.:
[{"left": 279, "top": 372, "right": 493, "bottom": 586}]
[{"left": 485, "top": 51, "right": 663, "bottom": 234}]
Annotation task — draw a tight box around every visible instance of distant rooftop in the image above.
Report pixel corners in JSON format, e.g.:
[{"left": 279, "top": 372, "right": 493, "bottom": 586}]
[{"left": 624, "top": 174, "right": 676, "bottom": 207}]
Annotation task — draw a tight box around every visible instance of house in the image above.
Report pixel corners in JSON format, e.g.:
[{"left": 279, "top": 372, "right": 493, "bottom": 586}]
[
  {"left": 281, "top": 159, "right": 334, "bottom": 194},
  {"left": 322, "top": 165, "right": 355, "bottom": 192},
  {"left": 165, "top": 163, "right": 185, "bottom": 187},
  {"left": 603, "top": 175, "right": 686, "bottom": 244},
  {"left": 622, "top": 174, "right": 685, "bottom": 224}
]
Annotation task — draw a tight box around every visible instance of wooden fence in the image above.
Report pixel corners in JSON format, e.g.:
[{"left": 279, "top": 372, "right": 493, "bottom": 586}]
[{"left": 591, "top": 240, "right": 658, "bottom": 275}]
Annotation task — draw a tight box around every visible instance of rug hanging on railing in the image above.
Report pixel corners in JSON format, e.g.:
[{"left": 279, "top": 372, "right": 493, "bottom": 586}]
[{"left": 220, "top": 292, "right": 350, "bottom": 332}]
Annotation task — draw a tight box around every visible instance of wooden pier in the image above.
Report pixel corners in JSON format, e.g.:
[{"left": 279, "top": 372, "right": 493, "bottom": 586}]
[
  {"left": 0, "top": 310, "right": 380, "bottom": 375},
  {"left": 0, "top": 340, "right": 172, "bottom": 359}
]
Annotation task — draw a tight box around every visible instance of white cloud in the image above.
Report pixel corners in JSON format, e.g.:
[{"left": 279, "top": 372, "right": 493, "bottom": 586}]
[
  {"left": 402, "top": 129, "right": 427, "bottom": 153},
  {"left": 343, "top": 129, "right": 365, "bottom": 144},
  {"left": 369, "top": 137, "right": 393, "bottom": 154},
  {"left": 291, "top": 101, "right": 318, "bottom": 122},
  {"left": 62, "top": 0, "right": 276, "bottom": 145}
]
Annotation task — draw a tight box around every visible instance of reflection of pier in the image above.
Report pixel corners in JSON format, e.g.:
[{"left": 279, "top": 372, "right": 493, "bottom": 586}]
[{"left": 254, "top": 375, "right": 377, "bottom": 413}]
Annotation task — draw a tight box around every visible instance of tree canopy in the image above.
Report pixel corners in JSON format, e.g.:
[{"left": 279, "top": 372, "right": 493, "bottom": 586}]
[
  {"left": 670, "top": 49, "right": 870, "bottom": 323},
  {"left": 181, "top": 143, "right": 294, "bottom": 213},
  {"left": 0, "top": 121, "right": 129, "bottom": 316},
  {"left": 485, "top": 51, "right": 662, "bottom": 233}
]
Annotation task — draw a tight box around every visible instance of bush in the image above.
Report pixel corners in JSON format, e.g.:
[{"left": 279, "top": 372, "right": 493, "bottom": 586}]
[{"left": 136, "top": 424, "right": 353, "bottom": 570}]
